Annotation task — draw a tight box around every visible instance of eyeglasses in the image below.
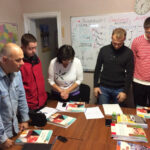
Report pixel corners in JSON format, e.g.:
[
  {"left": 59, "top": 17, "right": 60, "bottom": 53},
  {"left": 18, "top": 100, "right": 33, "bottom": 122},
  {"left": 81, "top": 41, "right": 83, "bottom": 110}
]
[
  {"left": 145, "top": 31, "right": 150, "bottom": 35},
  {"left": 112, "top": 41, "right": 123, "bottom": 47},
  {"left": 62, "top": 59, "right": 72, "bottom": 63},
  {"left": 112, "top": 43, "right": 123, "bottom": 46}
]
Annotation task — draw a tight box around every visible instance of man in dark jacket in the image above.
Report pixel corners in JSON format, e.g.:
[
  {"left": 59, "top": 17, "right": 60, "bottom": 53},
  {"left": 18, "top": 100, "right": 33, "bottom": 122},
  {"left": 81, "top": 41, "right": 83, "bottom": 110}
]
[
  {"left": 20, "top": 33, "right": 47, "bottom": 110},
  {"left": 94, "top": 28, "right": 134, "bottom": 104}
]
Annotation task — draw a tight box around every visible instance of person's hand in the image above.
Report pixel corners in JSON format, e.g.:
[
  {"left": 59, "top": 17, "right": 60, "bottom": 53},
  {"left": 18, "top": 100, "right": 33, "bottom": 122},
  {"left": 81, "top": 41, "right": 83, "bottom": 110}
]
[
  {"left": 19, "top": 122, "right": 28, "bottom": 132},
  {"left": 1, "top": 139, "right": 14, "bottom": 148},
  {"left": 60, "top": 90, "right": 69, "bottom": 100},
  {"left": 94, "top": 87, "right": 102, "bottom": 97},
  {"left": 117, "top": 92, "right": 127, "bottom": 103}
]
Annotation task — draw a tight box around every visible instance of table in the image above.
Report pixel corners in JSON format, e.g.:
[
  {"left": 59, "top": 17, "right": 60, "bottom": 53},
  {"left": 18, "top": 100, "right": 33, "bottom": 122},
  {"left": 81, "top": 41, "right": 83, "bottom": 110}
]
[{"left": 5, "top": 100, "right": 150, "bottom": 150}]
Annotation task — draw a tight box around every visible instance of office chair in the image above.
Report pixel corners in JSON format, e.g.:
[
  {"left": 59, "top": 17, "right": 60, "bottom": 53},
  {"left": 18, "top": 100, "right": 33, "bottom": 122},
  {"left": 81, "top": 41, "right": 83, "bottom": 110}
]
[{"left": 79, "top": 83, "right": 90, "bottom": 103}]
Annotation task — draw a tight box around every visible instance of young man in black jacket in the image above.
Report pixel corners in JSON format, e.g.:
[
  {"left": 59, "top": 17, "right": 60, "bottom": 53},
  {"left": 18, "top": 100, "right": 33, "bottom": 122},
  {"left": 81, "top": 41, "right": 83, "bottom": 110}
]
[{"left": 94, "top": 28, "right": 134, "bottom": 104}]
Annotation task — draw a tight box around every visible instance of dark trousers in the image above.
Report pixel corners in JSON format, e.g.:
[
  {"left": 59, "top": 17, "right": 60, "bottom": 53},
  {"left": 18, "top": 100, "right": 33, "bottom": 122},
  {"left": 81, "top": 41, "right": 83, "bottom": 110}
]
[{"left": 133, "top": 82, "right": 150, "bottom": 107}]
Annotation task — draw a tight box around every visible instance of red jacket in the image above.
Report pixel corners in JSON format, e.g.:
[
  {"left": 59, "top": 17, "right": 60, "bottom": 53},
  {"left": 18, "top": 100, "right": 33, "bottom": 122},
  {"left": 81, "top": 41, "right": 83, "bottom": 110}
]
[{"left": 20, "top": 55, "right": 47, "bottom": 110}]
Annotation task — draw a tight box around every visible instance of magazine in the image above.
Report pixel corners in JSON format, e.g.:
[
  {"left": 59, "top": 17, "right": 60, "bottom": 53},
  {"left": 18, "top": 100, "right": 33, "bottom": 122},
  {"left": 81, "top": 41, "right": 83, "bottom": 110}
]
[
  {"left": 15, "top": 129, "right": 53, "bottom": 144},
  {"left": 111, "top": 123, "right": 148, "bottom": 143},
  {"left": 136, "top": 106, "right": 150, "bottom": 119},
  {"left": 56, "top": 101, "right": 86, "bottom": 112},
  {"left": 66, "top": 102, "right": 86, "bottom": 112},
  {"left": 117, "top": 114, "right": 148, "bottom": 128},
  {"left": 47, "top": 113, "right": 76, "bottom": 128}
]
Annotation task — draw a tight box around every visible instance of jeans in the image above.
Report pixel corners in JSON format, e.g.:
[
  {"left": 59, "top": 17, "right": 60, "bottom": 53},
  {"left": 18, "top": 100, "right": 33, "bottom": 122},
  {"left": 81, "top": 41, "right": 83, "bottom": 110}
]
[{"left": 98, "top": 86, "right": 123, "bottom": 104}]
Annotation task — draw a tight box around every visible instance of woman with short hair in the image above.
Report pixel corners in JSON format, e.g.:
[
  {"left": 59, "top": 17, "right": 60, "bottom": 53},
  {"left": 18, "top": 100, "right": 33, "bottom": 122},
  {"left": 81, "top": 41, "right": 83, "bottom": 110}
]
[{"left": 48, "top": 45, "right": 83, "bottom": 102}]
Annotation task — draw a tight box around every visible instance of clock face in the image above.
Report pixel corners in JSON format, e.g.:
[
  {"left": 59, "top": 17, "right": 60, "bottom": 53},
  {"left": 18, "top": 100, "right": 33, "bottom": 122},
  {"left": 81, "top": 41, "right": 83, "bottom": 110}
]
[{"left": 135, "top": 0, "right": 150, "bottom": 15}]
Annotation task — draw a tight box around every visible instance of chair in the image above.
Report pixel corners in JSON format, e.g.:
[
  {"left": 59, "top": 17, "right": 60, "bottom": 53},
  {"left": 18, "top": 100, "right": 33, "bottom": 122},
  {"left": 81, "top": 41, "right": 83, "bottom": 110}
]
[{"left": 79, "top": 83, "right": 90, "bottom": 103}]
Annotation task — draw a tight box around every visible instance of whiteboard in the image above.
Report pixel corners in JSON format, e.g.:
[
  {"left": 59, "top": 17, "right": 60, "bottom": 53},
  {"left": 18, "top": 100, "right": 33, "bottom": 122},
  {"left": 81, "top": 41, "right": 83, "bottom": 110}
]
[{"left": 71, "top": 12, "right": 150, "bottom": 71}]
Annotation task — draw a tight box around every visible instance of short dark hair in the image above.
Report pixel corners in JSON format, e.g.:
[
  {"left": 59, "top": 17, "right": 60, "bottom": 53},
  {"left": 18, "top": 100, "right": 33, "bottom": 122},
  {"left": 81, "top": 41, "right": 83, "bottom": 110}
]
[
  {"left": 57, "top": 45, "right": 75, "bottom": 63},
  {"left": 21, "top": 33, "right": 37, "bottom": 47},
  {"left": 144, "top": 17, "right": 150, "bottom": 28}
]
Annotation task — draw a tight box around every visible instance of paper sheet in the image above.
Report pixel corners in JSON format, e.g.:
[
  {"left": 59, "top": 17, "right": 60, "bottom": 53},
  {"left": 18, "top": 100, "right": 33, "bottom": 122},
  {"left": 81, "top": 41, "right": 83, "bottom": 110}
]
[
  {"left": 84, "top": 107, "right": 104, "bottom": 119},
  {"left": 102, "top": 104, "right": 123, "bottom": 116},
  {"left": 38, "top": 107, "right": 58, "bottom": 118}
]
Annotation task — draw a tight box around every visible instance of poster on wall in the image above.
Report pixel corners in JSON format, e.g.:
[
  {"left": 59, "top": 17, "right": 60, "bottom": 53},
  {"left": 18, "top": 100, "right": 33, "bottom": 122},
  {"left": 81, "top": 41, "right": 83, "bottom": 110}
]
[
  {"left": 0, "top": 23, "right": 18, "bottom": 50},
  {"left": 40, "top": 24, "right": 50, "bottom": 52}
]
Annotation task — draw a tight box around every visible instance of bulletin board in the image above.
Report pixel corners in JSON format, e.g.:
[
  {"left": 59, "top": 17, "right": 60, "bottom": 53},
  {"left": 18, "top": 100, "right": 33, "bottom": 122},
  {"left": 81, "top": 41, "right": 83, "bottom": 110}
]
[{"left": 71, "top": 12, "right": 150, "bottom": 72}]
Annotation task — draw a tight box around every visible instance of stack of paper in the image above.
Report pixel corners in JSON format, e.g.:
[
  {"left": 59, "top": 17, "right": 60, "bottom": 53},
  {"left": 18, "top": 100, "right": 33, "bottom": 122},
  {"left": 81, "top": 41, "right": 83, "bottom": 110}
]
[{"left": 111, "top": 123, "right": 148, "bottom": 143}]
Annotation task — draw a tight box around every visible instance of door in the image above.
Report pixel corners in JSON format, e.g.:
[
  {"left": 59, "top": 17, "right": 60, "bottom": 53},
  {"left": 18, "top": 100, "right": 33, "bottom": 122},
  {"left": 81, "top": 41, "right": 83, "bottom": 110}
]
[{"left": 23, "top": 12, "right": 62, "bottom": 92}]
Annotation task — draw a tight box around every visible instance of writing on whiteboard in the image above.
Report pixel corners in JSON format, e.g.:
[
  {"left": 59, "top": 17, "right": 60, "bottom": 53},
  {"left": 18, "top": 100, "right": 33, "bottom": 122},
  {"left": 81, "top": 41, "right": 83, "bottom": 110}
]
[{"left": 71, "top": 12, "right": 150, "bottom": 71}]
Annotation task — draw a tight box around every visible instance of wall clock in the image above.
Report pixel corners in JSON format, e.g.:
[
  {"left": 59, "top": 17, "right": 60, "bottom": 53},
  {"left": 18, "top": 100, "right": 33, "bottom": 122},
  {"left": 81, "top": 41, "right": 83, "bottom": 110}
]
[{"left": 135, "top": 0, "right": 150, "bottom": 15}]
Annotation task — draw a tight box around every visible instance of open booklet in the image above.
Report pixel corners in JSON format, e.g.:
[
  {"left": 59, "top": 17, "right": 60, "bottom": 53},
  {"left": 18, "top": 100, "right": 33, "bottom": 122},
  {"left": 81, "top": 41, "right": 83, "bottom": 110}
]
[{"left": 56, "top": 102, "right": 86, "bottom": 112}]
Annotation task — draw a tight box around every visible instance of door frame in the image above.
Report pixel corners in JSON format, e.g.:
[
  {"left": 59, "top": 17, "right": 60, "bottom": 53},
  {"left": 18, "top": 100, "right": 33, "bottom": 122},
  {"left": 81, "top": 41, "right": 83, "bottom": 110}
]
[{"left": 23, "top": 11, "right": 62, "bottom": 47}]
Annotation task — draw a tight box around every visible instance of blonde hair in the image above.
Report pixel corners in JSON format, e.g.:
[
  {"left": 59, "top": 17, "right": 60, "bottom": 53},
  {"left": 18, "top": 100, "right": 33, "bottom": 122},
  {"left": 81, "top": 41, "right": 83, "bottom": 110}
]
[{"left": 112, "top": 28, "right": 126, "bottom": 40}]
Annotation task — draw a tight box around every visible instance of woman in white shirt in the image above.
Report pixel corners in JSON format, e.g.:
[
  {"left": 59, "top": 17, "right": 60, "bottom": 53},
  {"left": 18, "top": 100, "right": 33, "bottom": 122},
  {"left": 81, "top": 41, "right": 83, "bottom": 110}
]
[{"left": 48, "top": 45, "right": 83, "bottom": 102}]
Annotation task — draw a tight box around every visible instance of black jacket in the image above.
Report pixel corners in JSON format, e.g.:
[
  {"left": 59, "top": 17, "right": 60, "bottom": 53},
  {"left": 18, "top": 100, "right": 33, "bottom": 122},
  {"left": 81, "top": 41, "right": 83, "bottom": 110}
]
[{"left": 94, "top": 44, "right": 134, "bottom": 94}]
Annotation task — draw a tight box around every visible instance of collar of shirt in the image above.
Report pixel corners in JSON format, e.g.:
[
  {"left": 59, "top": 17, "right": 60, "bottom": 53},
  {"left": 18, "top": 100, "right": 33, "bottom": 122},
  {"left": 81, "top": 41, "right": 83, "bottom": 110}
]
[{"left": 0, "top": 67, "right": 16, "bottom": 80}]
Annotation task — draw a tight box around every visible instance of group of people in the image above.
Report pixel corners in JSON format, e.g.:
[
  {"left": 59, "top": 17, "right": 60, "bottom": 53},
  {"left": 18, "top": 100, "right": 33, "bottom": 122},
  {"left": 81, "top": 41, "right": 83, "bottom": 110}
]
[
  {"left": 0, "top": 16, "right": 150, "bottom": 148},
  {"left": 0, "top": 33, "right": 83, "bottom": 148},
  {"left": 94, "top": 17, "right": 150, "bottom": 108}
]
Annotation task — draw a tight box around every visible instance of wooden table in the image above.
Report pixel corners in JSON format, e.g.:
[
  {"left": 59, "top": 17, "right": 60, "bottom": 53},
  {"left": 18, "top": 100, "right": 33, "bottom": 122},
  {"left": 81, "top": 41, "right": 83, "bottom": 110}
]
[{"left": 5, "top": 100, "right": 150, "bottom": 150}]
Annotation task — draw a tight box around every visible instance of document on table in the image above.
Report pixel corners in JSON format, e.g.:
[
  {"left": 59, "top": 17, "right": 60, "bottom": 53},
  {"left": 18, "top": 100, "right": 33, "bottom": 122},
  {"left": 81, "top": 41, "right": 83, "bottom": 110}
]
[
  {"left": 38, "top": 107, "right": 58, "bottom": 118},
  {"left": 102, "top": 104, "right": 123, "bottom": 116},
  {"left": 84, "top": 107, "right": 104, "bottom": 119},
  {"left": 56, "top": 102, "right": 69, "bottom": 112}
]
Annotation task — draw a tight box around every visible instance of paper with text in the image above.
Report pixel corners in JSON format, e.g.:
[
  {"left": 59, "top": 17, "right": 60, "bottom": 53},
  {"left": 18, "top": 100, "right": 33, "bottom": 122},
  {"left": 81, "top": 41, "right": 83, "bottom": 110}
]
[
  {"left": 38, "top": 107, "right": 58, "bottom": 118},
  {"left": 84, "top": 107, "right": 104, "bottom": 119},
  {"left": 102, "top": 104, "right": 123, "bottom": 116}
]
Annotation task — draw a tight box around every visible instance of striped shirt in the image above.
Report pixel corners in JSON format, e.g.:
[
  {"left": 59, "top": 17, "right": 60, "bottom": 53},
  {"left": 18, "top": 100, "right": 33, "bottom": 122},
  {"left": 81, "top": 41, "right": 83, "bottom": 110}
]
[{"left": 131, "top": 34, "right": 150, "bottom": 82}]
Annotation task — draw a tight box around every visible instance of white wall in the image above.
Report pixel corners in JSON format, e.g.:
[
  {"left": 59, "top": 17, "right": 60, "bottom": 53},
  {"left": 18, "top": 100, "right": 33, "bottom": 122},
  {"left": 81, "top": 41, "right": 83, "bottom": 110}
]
[{"left": 20, "top": 0, "right": 135, "bottom": 44}]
